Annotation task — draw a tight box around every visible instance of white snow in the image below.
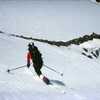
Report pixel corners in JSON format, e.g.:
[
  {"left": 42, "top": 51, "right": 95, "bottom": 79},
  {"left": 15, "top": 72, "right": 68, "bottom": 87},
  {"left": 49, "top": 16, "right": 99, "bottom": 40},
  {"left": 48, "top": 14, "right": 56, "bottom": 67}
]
[
  {"left": 0, "top": 33, "right": 100, "bottom": 100},
  {"left": 80, "top": 39, "right": 100, "bottom": 49},
  {"left": 0, "top": 0, "right": 100, "bottom": 100}
]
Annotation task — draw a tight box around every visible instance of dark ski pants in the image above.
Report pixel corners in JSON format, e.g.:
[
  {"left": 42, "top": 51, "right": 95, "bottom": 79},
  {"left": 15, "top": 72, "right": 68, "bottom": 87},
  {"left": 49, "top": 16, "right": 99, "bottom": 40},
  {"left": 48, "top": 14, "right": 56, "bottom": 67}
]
[{"left": 33, "top": 64, "right": 42, "bottom": 76}]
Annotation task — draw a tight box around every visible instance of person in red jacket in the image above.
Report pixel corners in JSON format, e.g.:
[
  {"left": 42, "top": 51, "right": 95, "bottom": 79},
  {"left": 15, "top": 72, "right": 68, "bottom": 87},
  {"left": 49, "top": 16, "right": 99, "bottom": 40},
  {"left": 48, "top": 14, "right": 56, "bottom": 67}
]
[{"left": 27, "top": 42, "right": 50, "bottom": 85}]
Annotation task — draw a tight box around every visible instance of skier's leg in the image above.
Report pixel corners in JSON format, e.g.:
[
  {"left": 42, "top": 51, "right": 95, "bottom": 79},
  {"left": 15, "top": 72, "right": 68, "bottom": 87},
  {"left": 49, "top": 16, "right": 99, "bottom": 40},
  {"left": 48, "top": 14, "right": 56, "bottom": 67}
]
[
  {"left": 33, "top": 64, "right": 42, "bottom": 76},
  {"left": 33, "top": 64, "right": 50, "bottom": 85}
]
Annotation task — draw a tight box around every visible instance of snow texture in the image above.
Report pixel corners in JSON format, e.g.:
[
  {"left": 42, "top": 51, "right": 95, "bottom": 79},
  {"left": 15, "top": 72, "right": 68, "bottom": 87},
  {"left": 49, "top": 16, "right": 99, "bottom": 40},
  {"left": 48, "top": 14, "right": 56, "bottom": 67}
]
[{"left": 0, "top": 0, "right": 100, "bottom": 100}]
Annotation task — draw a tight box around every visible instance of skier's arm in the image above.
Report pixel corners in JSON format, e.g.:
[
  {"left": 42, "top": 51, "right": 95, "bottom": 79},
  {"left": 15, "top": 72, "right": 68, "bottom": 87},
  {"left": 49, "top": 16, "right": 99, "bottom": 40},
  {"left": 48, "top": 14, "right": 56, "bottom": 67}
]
[{"left": 27, "top": 52, "right": 31, "bottom": 68}]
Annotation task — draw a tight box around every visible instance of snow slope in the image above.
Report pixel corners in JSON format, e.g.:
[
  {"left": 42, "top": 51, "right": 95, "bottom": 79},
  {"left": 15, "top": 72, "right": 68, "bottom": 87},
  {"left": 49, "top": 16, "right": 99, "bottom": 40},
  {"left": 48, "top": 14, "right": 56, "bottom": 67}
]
[
  {"left": 0, "top": 0, "right": 100, "bottom": 40},
  {"left": 0, "top": 33, "right": 100, "bottom": 100},
  {"left": 0, "top": 0, "right": 100, "bottom": 100}
]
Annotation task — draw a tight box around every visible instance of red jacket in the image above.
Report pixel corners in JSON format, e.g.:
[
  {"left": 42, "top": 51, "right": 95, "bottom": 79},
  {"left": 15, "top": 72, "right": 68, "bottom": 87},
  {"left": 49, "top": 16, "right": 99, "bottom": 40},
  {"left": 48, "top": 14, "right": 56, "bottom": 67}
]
[{"left": 27, "top": 52, "right": 32, "bottom": 64}]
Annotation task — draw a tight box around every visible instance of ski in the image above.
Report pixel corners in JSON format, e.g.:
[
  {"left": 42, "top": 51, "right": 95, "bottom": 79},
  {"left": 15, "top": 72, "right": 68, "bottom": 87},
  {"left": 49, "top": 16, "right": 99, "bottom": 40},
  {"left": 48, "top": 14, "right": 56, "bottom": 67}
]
[{"left": 42, "top": 76, "right": 51, "bottom": 85}]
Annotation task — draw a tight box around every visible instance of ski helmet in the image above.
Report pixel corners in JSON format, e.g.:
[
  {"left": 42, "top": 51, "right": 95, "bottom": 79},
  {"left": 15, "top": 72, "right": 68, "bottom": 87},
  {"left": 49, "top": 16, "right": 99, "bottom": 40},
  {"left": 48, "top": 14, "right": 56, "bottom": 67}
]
[{"left": 28, "top": 42, "right": 34, "bottom": 51}]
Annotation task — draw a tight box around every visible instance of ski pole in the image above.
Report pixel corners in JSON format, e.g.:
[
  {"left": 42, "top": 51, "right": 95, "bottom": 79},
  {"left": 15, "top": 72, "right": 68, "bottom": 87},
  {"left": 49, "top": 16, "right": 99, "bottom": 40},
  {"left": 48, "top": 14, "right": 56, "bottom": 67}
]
[
  {"left": 44, "top": 64, "right": 63, "bottom": 76},
  {"left": 7, "top": 64, "right": 27, "bottom": 73}
]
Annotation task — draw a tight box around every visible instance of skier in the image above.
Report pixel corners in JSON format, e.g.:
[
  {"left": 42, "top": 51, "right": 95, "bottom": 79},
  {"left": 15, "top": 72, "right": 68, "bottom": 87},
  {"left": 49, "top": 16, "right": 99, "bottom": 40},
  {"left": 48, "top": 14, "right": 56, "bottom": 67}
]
[{"left": 27, "top": 42, "right": 50, "bottom": 85}]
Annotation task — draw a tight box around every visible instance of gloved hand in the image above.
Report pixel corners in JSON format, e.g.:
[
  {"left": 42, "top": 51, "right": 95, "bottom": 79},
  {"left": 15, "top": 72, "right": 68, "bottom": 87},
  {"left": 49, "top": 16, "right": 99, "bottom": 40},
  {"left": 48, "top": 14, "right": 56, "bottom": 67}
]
[{"left": 27, "top": 63, "right": 30, "bottom": 68}]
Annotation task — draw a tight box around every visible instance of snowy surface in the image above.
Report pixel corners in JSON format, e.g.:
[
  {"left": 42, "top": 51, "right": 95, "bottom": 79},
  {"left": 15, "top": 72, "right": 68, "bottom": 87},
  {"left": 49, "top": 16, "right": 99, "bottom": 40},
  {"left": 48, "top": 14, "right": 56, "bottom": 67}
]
[
  {"left": 0, "top": 33, "right": 100, "bottom": 100},
  {"left": 0, "top": 0, "right": 100, "bottom": 40},
  {"left": 0, "top": 0, "right": 100, "bottom": 100}
]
